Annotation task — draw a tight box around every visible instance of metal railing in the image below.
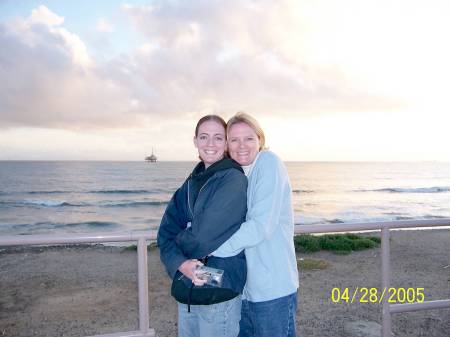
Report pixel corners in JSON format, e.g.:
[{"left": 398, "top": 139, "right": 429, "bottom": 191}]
[
  {"left": 294, "top": 218, "right": 450, "bottom": 337},
  {"left": 1, "top": 218, "right": 449, "bottom": 337},
  {"left": 0, "top": 231, "right": 157, "bottom": 337}
]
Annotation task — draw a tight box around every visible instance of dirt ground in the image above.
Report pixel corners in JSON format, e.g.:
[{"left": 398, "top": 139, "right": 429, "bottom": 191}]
[{"left": 1, "top": 229, "right": 449, "bottom": 337}]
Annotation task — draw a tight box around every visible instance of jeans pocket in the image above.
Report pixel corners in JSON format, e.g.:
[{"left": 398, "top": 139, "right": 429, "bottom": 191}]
[{"left": 223, "top": 295, "right": 242, "bottom": 319}]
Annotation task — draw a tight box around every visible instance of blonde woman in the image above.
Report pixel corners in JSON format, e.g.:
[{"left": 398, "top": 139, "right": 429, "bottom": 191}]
[{"left": 213, "top": 112, "right": 299, "bottom": 337}]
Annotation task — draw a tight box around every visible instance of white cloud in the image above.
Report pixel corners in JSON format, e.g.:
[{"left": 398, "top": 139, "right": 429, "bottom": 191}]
[
  {"left": 121, "top": 0, "right": 411, "bottom": 117},
  {"left": 1, "top": 0, "right": 449, "bottom": 134},
  {"left": 0, "top": 6, "right": 148, "bottom": 129},
  {"left": 30, "top": 5, "right": 64, "bottom": 26},
  {"left": 96, "top": 18, "right": 114, "bottom": 33}
]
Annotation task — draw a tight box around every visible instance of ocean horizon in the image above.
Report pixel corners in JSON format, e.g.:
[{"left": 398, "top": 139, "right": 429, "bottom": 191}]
[{"left": 1, "top": 160, "right": 449, "bottom": 236}]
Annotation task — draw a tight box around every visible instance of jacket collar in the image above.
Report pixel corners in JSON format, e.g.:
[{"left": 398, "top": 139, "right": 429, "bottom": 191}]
[{"left": 188, "top": 157, "right": 243, "bottom": 212}]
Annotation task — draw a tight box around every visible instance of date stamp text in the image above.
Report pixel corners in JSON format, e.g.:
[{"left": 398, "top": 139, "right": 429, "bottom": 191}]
[{"left": 330, "top": 287, "right": 425, "bottom": 304}]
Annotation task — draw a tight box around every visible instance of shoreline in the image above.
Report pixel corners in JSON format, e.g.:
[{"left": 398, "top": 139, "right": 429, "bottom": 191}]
[{"left": 1, "top": 229, "right": 449, "bottom": 337}]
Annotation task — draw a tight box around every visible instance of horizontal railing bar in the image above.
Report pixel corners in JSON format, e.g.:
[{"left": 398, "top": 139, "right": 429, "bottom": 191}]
[
  {"left": 88, "top": 329, "right": 155, "bottom": 337},
  {"left": 390, "top": 299, "right": 450, "bottom": 313},
  {"left": 0, "top": 231, "right": 157, "bottom": 247},
  {"left": 294, "top": 218, "right": 450, "bottom": 234}
]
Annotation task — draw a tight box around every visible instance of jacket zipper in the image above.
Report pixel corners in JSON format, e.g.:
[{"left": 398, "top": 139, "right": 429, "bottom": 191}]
[
  {"left": 187, "top": 180, "right": 194, "bottom": 218},
  {"left": 187, "top": 176, "right": 214, "bottom": 218}
]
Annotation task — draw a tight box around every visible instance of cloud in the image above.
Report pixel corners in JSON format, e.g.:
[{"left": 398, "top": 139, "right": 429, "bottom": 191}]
[
  {"left": 0, "top": 6, "right": 148, "bottom": 130},
  {"left": 2, "top": 1, "right": 448, "bottom": 132},
  {"left": 96, "top": 18, "right": 114, "bottom": 33},
  {"left": 120, "top": 0, "right": 408, "bottom": 116},
  {"left": 30, "top": 5, "right": 64, "bottom": 26}
]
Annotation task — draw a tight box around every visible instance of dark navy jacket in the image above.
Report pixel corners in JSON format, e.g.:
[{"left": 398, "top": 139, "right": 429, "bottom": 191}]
[{"left": 157, "top": 158, "right": 248, "bottom": 294}]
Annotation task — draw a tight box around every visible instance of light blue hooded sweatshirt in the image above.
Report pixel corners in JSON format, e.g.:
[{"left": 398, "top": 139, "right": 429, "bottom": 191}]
[{"left": 213, "top": 150, "right": 299, "bottom": 302}]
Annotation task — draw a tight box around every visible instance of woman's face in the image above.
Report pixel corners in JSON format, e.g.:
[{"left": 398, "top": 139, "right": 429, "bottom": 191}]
[
  {"left": 227, "top": 122, "right": 260, "bottom": 166},
  {"left": 194, "top": 120, "right": 227, "bottom": 168}
]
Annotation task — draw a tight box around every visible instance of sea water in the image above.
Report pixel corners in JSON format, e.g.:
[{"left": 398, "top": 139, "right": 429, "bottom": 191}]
[{"left": 1, "top": 161, "right": 449, "bottom": 236}]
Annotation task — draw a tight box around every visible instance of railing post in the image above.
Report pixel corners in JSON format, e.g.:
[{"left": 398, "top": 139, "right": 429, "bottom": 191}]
[
  {"left": 137, "top": 238, "right": 150, "bottom": 333},
  {"left": 381, "top": 227, "right": 391, "bottom": 337}
]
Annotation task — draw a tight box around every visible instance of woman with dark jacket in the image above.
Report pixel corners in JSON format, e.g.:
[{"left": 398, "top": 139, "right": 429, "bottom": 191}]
[{"left": 157, "top": 115, "right": 247, "bottom": 337}]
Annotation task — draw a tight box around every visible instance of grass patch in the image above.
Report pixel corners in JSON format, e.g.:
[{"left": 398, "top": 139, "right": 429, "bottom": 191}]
[
  {"left": 297, "top": 258, "right": 330, "bottom": 270},
  {"left": 294, "top": 233, "right": 380, "bottom": 254},
  {"left": 293, "top": 234, "right": 321, "bottom": 253},
  {"left": 368, "top": 236, "right": 381, "bottom": 244}
]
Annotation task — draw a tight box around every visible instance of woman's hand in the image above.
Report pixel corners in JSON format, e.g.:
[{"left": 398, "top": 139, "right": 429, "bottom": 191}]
[{"left": 178, "top": 259, "right": 207, "bottom": 286}]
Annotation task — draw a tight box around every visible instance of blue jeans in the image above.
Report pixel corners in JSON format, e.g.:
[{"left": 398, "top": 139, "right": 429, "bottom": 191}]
[
  {"left": 238, "top": 292, "right": 297, "bottom": 337},
  {"left": 178, "top": 295, "right": 242, "bottom": 337}
]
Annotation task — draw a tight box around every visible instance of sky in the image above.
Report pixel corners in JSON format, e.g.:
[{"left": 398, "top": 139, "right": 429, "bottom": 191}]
[{"left": 0, "top": 0, "right": 449, "bottom": 161}]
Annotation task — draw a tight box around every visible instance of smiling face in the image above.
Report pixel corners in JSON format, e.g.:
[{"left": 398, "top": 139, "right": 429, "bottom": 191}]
[
  {"left": 193, "top": 120, "right": 227, "bottom": 168},
  {"left": 227, "top": 122, "right": 260, "bottom": 166}
]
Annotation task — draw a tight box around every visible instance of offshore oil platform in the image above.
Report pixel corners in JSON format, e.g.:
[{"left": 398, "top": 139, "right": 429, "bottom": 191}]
[{"left": 145, "top": 148, "right": 157, "bottom": 162}]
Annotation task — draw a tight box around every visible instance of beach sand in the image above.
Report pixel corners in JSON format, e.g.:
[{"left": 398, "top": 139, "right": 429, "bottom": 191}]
[{"left": 1, "top": 229, "right": 449, "bottom": 337}]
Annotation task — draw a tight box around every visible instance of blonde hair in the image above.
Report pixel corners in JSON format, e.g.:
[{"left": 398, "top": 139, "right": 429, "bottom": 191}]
[{"left": 227, "top": 112, "right": 267, "bottom": 150}]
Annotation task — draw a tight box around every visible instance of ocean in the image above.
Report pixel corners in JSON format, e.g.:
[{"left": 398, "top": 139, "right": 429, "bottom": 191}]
[{"left": 1, "top": 161, "right": 449, "bottom": 236}]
